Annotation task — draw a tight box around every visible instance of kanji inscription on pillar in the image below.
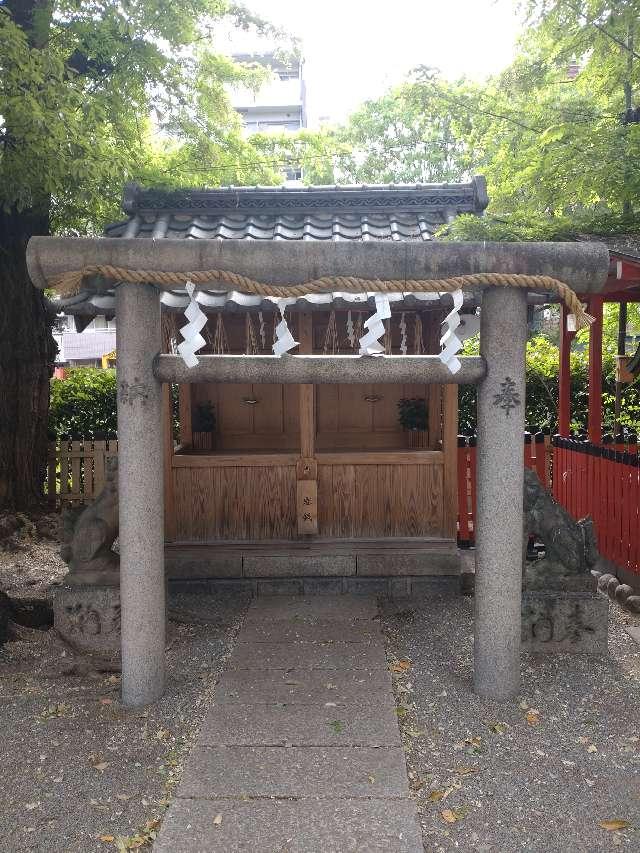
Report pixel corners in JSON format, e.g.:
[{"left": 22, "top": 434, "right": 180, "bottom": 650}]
[{"left": 297, "top": 479, "right": 318, "bottom": 535}]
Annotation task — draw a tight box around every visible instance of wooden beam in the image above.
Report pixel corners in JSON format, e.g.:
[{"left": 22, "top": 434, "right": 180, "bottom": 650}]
[
  {"left": 154, "top": 354, "right": 486, "bottom": 385},
  {"left": 442, "top": 383, "right": 458, "bottom": 539}
]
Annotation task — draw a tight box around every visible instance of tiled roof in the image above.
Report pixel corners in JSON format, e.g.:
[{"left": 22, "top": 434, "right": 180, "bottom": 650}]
[
  {"left": 105, "top": 179, "right": 488, "bottom": 242},
  {"left": 56, "top": 180, "right": 488, "bottom": 321}
]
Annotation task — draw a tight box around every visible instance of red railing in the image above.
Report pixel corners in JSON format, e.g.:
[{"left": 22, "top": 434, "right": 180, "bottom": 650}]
[
  {"left": 456, "top": 433, "right": 640, "bottom": 576},
  {"left": 457, "top": 432, "right": 552, "bottom": 549},
  {"left": 552, "top": 437, "right": 640, "bottom": 576}
]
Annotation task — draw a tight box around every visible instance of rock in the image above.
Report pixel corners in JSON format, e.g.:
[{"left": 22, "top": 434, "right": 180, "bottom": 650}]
[
  {"left": 10, "top": 597, "right": 54, "bottom": 629},
  {"left": 0, "top": 591, "right": 10, "bottom": 647}
]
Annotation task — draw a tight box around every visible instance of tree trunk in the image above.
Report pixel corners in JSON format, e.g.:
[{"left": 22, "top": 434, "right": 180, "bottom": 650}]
[{"left": 0, "top": 207, "right": 57, "bottom": 509}]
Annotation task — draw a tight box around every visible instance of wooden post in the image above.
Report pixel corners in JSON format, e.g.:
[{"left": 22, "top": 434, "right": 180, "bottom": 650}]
[
  {"left": 297, "top": 312, "right": 318, "bottom": 534},
  {"left": 558, "top": 304, "right": 575, "bottom": 437},
  {"left": 178, "top": 384, "right": 192, "bottom": 447},
  {"left": 163, "top": 383, "right": 176, "bottom": 541},
  {"left": 298, "top": 312, "right": 315, "bottom": 458},
  {"left": 587, "top": 296, "right": 603, "bottom": 445},
  {"left": 442, "top": 383, "right": 458, "bottom": 539}
]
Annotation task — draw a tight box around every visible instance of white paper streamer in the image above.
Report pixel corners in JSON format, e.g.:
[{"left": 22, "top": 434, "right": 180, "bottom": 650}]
[
  {"left": 258, "top": 310, "right": 266, "bottom": 348},
  {"left": 438, "top": 289, "right": 464, "bottom": 375},
  {"left": 359, "top": 294, "right": 391, "bottom": 356},
  {"left": 177, "top": 281, "right": 207, "bottom": 368},
  {"left": 272, "top": 299, "right": 299, "bottom": 356}
]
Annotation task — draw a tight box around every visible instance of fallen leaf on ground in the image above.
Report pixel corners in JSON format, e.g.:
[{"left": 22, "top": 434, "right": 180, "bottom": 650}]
[
  {"left": 525, "top": 709, "right": 541, "bottom": 726},
  {"left": 587, "top": 744, "right": 598, "bottom": 753},
  {"left": 441, "top": 807, "right": 468, "bottom": 823},
  {"left": 99, "top": 835, "right": 115, "bottom": 843},
  {"left": 389, "top": 659, "right": 412, "bottom": 673},
  {"left": 329, "top": 720, "right": 345, "bottom": 734},
  {"left": 92, "top": 762, "right": 110, "bottom": 772},
  {"left": 428, "top": 790, "right": 445, "bottom": 802},
  {"left": 490, "top": 722, "right": 509, "bottom": 734},
  {"left": 453, "top": 766, "right": 478, "bottom": 776},
  {"left": 213, "top": 813, "right": 223, "bottom": 827},
  {"left": 598, "top": 820, "right": 631, "bottom": 831}
]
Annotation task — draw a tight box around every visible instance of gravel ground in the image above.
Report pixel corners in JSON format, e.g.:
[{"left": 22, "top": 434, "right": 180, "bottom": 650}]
[
  {"left": 381, "top": 595, "right": 640, "bottom": 853},
  {"left": 0, "top": 571, "right": 249, "bottom": 851}
]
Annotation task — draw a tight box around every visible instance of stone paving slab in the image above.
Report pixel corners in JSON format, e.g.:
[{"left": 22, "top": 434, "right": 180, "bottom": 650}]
[
  {"left": 244, "top": 595, "right": 379, "bottom": 622},
  {"left": 178, "top": 745, "right": 408, "bottom": 798},
  {"left": 154, "top": 596, "right": 419, "bottom": 852},
  {"left": 198, "top": 701, "right": 401, "bottom": 747},
  {"left": 153, "top": 797, "right": 424, "bottom": 853},
  {"left": 230, "top": 640, "right": 387, "bottom": 670},
  {"left": 215, "top": 667, "right": 392, "bottom": 704},
  {"left": 240, "top": 618, "right": 380, "bottom": 644}
]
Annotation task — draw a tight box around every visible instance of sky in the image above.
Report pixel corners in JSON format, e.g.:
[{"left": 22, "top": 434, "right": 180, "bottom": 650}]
[{"left": 230, "top": 0, "right": 527, "bottom": 126}]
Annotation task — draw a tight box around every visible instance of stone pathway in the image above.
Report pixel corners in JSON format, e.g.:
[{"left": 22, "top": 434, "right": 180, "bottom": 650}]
[{"left": 154, "top": 596, "right": 423, "bottom": 852}]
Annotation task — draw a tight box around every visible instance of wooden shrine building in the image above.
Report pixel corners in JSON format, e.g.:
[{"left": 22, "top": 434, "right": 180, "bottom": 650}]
[{"left": 57, "top": 180, "right": 491, "bottom": 589}]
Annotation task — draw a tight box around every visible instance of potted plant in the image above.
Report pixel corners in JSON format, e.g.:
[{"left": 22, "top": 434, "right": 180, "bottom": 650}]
[
  {"left": 397, "top": 397, "right": 429, "bottom": 448},
  {"left": 192, "top": 402, "right": 216, "bottom": 451}
]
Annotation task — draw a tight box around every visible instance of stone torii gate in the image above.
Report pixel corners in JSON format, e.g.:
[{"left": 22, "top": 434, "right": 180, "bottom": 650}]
[{"left": 27, "top": 237, "right": 609, "bottom": 707}]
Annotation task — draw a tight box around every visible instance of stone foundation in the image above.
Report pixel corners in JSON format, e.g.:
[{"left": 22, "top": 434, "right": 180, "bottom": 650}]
[
  {"left": 521, "top": 590, "right": 608, "bottom": 654},
  {"left": 54, "top": 585, "right": 121, "bottom": 663}
]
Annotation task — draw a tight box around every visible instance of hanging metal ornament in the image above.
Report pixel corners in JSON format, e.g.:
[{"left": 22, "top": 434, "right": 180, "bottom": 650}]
[
  {"left": 413, "top": 313, "right": 425, "bottom": 355},
  {"left": 399, "top": 312, "right": 407, "bottom": 356},
  {"left": 212, "top": 312, "right": 229, "bottom": 354},
  {"left": 352, "top": 312, "right": 365, "bottom": 350},
  {"left": 245, "top": 313, "right": 259, "bottom": 355},
  {"left": 323, "top": 310, "right": 339, "bottom": 355},
  {"left": 346, "top": 310, "right": 355, "bottom": 348},
  {"left": 258, "top": 311, "right": 266, "bottom": 350}
]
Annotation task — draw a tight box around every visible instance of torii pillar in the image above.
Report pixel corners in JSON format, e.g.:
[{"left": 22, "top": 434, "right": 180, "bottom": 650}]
[
  {"left": 116, "top": 282, "right": 165, "bottom": 707},
  {"left": 475, "top": 287, "right": 527, "bottom": 700}
]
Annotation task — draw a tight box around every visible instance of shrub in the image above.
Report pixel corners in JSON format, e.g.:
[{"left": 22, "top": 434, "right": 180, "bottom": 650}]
[{"left": 49, "top": 368, "right": 117, "bottom": 438}]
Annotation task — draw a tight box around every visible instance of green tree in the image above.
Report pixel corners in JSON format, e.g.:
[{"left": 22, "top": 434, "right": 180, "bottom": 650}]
[
  {"left": 0, "top": 0, "right": 292, "bottom": 508},
  {"left": 335, "top": 74, "right": 473, "bottom": 184}
]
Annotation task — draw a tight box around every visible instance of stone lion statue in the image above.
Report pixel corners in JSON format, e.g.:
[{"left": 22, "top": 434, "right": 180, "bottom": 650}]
[{"left": 61, "top": 457, "right": 119, "bottom": 586}]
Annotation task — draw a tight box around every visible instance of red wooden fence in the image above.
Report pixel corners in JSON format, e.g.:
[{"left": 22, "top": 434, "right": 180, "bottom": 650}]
[
  {"left": 457, "top": 433, "right": 640, "bottom": 576},
  {"left": 458, "top": 432, "right": 552, "bottom": 549},
  {"left": 552, "top": 437, "right": 640, "bottom": 576}
]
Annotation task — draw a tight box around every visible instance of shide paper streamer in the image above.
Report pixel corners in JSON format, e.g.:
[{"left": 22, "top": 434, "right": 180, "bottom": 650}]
[
  {"left": 439, "top": 289, "right": 464, "bottom": 375},
  {"left": 359, "top": 294, "right": 391, "bottom": 356},
  {"left": 272, "top": 299, "right": 299, "bottom": 356},
  {"left": 177, "top": 281, "right": 207, "bottom": 368}
]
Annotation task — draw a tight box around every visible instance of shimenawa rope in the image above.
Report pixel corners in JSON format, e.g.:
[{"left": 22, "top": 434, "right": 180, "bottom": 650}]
[{"left": 49, "top": 265, "right": 595, "bottom": 330}]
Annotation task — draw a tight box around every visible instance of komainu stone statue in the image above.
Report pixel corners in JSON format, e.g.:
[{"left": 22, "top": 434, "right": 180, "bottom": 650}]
[
  {"left": 56, "top": 457, "right": 121, "bottom": 665},
  {"left": 523, "top": 467, "right": 602, "bottom": 587},
  {"left": 61, "top": 457, "right": 119, "bottom": 586},
  {"left": 522, "top": 468, "right": 609, "bottom": 653}
]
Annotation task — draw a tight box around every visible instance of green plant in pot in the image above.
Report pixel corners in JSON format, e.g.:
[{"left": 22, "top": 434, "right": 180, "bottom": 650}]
[
  {"left": 397, "top": 397, "right": 428, "bottom": 448},
  {"left": 192, "top": 402, "right": 216, "bottom": 451}
]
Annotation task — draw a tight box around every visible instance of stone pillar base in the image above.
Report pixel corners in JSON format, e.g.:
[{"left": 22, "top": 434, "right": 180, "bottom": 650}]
[{"left": 54, "top": 585, "right": 121, "bottom": 664}]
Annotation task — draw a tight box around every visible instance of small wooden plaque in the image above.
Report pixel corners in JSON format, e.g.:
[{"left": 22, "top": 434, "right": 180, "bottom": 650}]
[{"left": 297, "top": 479, "right": 318, "bottom": 535}]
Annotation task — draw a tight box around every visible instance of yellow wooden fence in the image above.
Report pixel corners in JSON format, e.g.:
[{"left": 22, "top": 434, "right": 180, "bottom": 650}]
[{"left": 46, "top": 438, "right": 118, "bottom": 505}]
